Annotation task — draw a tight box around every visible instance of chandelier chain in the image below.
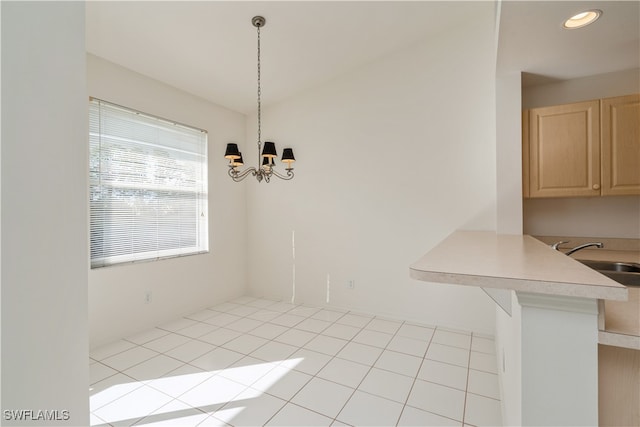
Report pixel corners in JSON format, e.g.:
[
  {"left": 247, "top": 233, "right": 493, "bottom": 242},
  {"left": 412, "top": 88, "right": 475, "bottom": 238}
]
[
  {"left": 257, "top": 24, "right": 262, "bottom": 147},
  {"left": 225, "top": 16, "right": 294, "bottom": 183}
]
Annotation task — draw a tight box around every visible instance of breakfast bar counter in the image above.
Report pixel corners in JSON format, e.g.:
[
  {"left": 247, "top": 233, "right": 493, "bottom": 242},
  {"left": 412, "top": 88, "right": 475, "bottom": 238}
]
[
  {"left": 409, "top": 230, "right": 632, "bottom": 426},
  {"left": 409, "top": 230, "right": 628, "bottom": 301}
]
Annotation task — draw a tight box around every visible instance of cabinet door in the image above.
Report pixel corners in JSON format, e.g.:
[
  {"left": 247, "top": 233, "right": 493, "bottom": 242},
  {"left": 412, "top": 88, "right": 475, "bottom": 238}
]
[
  {"left": 522, "top": 109, "right": 530, "bottom": 198},
  {"left": 601, "top": 94, "right": 640, "bottom": 196},
  {"left": 529, "top": 100, "right": 600, "bottom": 198},
  {"left": 598, "top": 344, "right": 640, "bottom": 426}
]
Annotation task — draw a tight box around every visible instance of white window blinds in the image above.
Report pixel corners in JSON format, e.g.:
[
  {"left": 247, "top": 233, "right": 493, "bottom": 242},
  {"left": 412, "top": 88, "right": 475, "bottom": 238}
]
[{"left": 89, "top": 98, "right": 208, "bottom": 268}]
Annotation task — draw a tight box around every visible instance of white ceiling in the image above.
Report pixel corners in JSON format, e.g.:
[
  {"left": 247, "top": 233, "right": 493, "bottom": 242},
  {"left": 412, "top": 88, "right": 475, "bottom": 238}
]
[
  {"left": 498, "top": 1, "right": 640, "bottom": 86},
  {"left": 86, "top": 1, "right": 640, "bottom": 114}
]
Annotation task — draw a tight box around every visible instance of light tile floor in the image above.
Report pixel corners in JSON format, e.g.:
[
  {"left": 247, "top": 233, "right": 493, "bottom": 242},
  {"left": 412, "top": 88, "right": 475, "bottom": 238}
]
[{"left": 90, "top": 296, "right": 502, "bottom": 426}]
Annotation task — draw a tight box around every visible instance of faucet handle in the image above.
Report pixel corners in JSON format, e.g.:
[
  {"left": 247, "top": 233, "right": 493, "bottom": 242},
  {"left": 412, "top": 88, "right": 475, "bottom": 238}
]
[{"left": 551, "top": 241, "right": 569, "bottom": 250}]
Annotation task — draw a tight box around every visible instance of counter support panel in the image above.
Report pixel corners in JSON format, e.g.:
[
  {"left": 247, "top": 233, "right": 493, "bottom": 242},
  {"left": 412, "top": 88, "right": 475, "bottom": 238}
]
[{"left": 517, "top": 292, "right": 599, "bottom": 426}]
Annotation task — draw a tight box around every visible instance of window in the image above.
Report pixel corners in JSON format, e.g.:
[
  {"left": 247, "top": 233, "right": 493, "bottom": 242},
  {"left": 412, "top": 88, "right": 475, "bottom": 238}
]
[{"left": 89, "top": 98, "right": 208, "bottom": 268}]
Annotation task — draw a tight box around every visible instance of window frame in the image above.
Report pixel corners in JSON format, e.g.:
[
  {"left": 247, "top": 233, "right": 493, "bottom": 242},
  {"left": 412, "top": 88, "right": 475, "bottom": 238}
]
[{"left": 88, "top": 97, "right": 209, "bottom": 268}]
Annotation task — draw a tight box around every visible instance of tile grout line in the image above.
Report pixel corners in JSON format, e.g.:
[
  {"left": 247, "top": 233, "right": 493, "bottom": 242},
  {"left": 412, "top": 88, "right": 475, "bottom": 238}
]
[
  {"left": 180, "top": 300, "right": 311, "bottom": 422},
  {"left": 327, "top": 316, "right": 384, "bottom": 425},
  {"left": 139, "top": 298, "right": 293, "bottom": 426},
  {"left": 328, "top": 315, "right": 407, "bottom": 425},
  {"left": 461, "top": 332, "right": 475, "bottom": 426},
  {"left": 396, "top": 326, "right": 473, "bottom": 426},
  {"left": 262, "top": 309, "right": 366, "bottom": 425},
  {"left": 90, "top": 296, "right": 499, "bottom": 426},
  {"left": 89, "top": 301, "right": 240, "bottom": 423},
  {"left": 91, "top": 299, "right": 284, "bottom": 423},
  {"left": 209, "top": 299, "right": 352, "bottom": 426},
  {"left": 186, "top": 298, "right": 351, "bottom": 425},
  {"left": 90, "top": 361, "right": 176, "bottom": 414},
  {"left": 263, "top": 310, "right": 403, "bottom": 425},
  {"left": 95, "top": 302, "right": 386, "bottom": 424},
  {"left": 96, "top": 308, "right": 424, "bottom": 424},
  {"left": 395, "top": 323, "right": 436, "bottom": 426}
]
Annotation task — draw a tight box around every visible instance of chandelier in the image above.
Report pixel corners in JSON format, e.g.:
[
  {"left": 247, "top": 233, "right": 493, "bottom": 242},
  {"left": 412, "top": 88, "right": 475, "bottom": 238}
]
[{"left": 224, "top": 16, "right": 296, "bottom": 183}]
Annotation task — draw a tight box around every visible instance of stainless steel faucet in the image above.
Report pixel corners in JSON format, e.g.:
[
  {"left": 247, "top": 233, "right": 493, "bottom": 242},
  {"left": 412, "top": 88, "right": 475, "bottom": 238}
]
[
  {"left": 551, "top": 240, "right": 569, "bottom": 250},
  {"left": 565, "top": 242, "right": 604, "bottom": 255},
  {"left": 552, "top": 241, "right": 604, "bottom": 256}
]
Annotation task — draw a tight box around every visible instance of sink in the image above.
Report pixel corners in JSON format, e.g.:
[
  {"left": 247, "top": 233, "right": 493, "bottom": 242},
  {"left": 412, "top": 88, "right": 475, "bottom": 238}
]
[
  {"left": 579, "top": 260, "right": 640, "bottom": 273},
  {"left": 579, "top": 260, "right": 640, "bottom": 287}
]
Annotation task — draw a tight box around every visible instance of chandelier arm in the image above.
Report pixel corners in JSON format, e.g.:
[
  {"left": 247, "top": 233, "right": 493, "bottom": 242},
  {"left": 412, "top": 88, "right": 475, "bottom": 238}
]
[
  {"left": 269, "top": 168, "right": 295, "bottom": 181},
  {"left": 228, "top": 166, "right": 258, "bottom": 182}
]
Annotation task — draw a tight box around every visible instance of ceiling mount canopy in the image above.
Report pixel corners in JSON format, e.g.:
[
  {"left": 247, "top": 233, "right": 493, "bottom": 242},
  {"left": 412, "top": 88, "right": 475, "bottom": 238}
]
[
  {"left": 251, "top": 15, "right": 265, "bottom": 28},
  {"left": 225, "top": 15, "right": 296, "bottom": 183}
]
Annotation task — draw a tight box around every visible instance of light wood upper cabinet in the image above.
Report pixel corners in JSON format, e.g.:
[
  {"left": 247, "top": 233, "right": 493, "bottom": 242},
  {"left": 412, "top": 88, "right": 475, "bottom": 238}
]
[
  {"left": 523, "top": 94, "right": 640, "bottom": 198},
  {"left": 601, "top": 94, "right": 640, "bottom": 196},
  {"left": 527, "top": 100, "right": 601, "bottom": 198}
]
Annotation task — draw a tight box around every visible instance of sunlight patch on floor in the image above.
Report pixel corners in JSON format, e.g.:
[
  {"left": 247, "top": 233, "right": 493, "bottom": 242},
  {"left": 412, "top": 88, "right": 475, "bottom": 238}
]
[{"left": 90, "top": 358, "right": 302, "bottom": 426}]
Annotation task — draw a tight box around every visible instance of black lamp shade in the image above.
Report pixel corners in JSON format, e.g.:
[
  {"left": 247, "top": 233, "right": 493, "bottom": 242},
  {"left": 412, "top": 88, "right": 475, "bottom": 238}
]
[
  {"left": 262, "top": 156, "right": 274, "bottom": 169},
  {"left": 224, "top": 143, "right": 241, "bottom": 160},
  {"left": 281, "top": 148, "right": 296, "bottom": 163},
  {"left": 231, "top": 152, "right": 244, "bottom": 167},
  {"left": 262, "top": 141, "right": 277, "bottom": 158}
]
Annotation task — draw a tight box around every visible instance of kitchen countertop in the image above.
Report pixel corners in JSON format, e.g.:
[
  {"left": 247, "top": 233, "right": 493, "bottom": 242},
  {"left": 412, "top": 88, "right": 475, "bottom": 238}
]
[
  {"left": 598, "top": 286, "right": 640, "bottom": 350},
  {"left": 573, "top": 254, "right": 640, "bottom": 349},
  {"left": 533, "top": 235, "right": 640, "bottom": 348},
  {"left": 410, "top": 230, "right": 628, "bottom": 301}
]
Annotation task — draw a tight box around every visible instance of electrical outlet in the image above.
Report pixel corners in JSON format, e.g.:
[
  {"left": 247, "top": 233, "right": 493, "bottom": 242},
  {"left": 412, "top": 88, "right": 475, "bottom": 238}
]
[
  {"left": 347, "top": 280, "right": 355, "bottom": 289},
  {"left": 145, "top": 291, "right": 152, "bottom": 304}
]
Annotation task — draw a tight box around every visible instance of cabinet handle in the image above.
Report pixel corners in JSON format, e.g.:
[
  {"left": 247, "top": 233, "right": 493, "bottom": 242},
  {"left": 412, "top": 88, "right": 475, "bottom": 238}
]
[{"left": 593, "top": 184, "right": 601, "bottom": 190}]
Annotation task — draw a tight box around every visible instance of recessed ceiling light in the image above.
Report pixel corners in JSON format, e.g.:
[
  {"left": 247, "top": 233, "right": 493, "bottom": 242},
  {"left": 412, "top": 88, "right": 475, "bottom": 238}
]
[{"left": 563, "top": 9, "right": 602, "bottom": 29}]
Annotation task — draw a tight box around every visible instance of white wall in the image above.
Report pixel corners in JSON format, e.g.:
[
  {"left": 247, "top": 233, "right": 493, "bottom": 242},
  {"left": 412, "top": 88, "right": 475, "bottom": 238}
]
[
  {"left": 245, "top": 6, "right": 498, "bottom": 334},
  {"left": 496, "top": 72, "right": 524, "bottom": 235},
  {"left": 1, "top": 0, "right": 4, "bottom": 414},
  {"left": 524, "top": 196, "right": 640, "bottom": 238},
  {"left": 2, "top": 2, "right": 88, "bottom": 425},
  {"left": 522, "top": 68, "right": 640, "bottom": 239},
  {"left": 522, "top": 68, "right": 640, "bottom": 109},
  {"left": 87, "top": 55, "right": 248, "bottom": 347},
  {"left": 494, "top": 70, "right": 524, "bottom": 425}
]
